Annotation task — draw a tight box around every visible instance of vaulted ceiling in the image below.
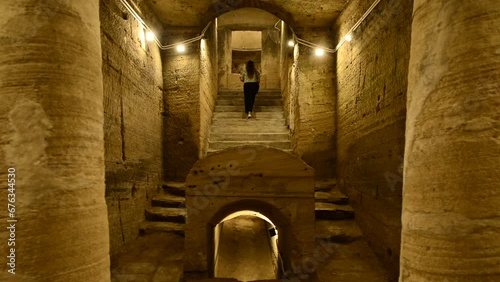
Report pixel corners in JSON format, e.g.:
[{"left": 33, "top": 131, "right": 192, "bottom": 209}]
[{"left": 141, "top": 0, "right": 350, "bottom": 27}]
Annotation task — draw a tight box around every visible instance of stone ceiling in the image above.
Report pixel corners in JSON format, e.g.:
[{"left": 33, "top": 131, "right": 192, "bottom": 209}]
[{"left": 141, "top": 0, "right": 350, "bottom": 28}]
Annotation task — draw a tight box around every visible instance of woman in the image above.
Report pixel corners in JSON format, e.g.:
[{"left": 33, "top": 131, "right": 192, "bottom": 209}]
[{"left": 239, "top": 60, "right": 260, "bottom": 118}]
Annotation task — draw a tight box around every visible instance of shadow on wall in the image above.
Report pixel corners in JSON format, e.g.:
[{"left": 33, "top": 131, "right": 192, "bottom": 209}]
[
  {"left": 163, "top": 112, "right": 200, "bottom": 181},
  {"left": 299, "top": 133, "right": 336, "bottom": 179},
  {"left": 105, "top": 156, "right": 162, "bottom": 257},
  {"left": 105, "top": 158, "right": 157, "bottom": 198}
]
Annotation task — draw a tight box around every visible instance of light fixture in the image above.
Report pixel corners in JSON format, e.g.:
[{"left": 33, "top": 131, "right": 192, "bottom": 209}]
[
  {"left": 288, "top": 40, "right": 295, "bottom": 47},
  {"left": 345, "top": 34, "right": 353, "bottom": 42},
  {"left": 139, "top": 27, "right": 146, "bottom": 50},
  {"left": 176, "top": 45, "right": 186, "bottom": 52},
  {"left": 146, "top": 31, "right": 155, "bottom": 42},
  {"left": 119, "top": 0, "right": 212, "bottom": 51},
  {"left": 315, "top": 48, "right": 325, "bottom": 56}
]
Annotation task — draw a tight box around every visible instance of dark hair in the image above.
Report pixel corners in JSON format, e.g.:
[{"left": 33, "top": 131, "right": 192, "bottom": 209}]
[{"left": 246, "top": 60, "right": 255, "bottom": 78}]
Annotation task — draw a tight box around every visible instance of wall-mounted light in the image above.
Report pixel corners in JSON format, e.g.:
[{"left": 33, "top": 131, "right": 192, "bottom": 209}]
[
  {"left": 315, "top": 48, "right": 325, "bottom": 56},
  {"left": 288, "top": 40, "right": 295, "bottom": 47},
  {"left": 146, "top": 31, "right": 155, "bottom": 42},
  {"left": 176, "top": 45, "right": 186, "bottom": 52},
  {"left": 288, "top": 0, "right": 382, "bottom": 55}
]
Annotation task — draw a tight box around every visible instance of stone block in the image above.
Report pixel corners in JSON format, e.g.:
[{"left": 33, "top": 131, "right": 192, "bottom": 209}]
[{"left": 184, "top": 146, "right": 315, "bottom": 276}]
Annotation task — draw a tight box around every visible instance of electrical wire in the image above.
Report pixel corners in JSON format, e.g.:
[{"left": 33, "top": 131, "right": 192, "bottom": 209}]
[
  {"left": 288, "top": 0, "right": 383, "bottom": 54},
  {"left": 120, "top": 0, "right": 382, "bottom": 54},
  {"left": 296, "top": 37, "right": 335, "bottom": 53},
  {"left": 334, "top": 0, "right": 382, "bottom": 51},
  {"left": 119, "top": 0, "right": 212, "bottom": 50},
  {"left": 274, "top": 20, "right": 281, "bottom": 31},
  {"left": 158, "top": 21, "right": 212, "bottom": 50}
]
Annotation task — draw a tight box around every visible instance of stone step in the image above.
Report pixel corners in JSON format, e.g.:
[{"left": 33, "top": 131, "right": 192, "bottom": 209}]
[
  {"left": 145, "top": 207, "right": 186, "bottom": 223},
  {"left": 315, "top": 191, "right": 349, "bottom": 205},
  {"left": 209, "top": 140, "right": 291, "bottom": 150},
  {"left": 314, "top": 240, "right": 388, "bottom": 281},
  {"left": 212, "top": 118, "right": 286, "bottom": 127},
  {"left": 210, "top": 132, "right": 290, "bottom": 142},
  {"left": 315, "top": 179, "right": 337, "bottom": 192},
  {"left": 217, "top": 99, "right": 282, "bottom": 106},
  {"left": 213, "top": 112, "right": 284, "bottom": 119},
  {"left": 211, "top": 125, "right": 289, "bottom": 134},
  {"left": 218, "top": 89, "right": 281, "bottom": 95},
  {"left": 217, "top": 94, "right": 282, "bottom": 100},
  {"left": 152, "top": 193, "right": 185, "bottom": 208},
  {"left": 206, "top": 148, "right": 293, "bottom": 155},
  {"left": 162, "top": 182, "right": 185, "bottom": 197},
  {"left": 215, "top": 105, "right": 283, "bottom": 112},
  {"left": 185, "top": 278, "right": 240, "bottom": 282},
  {"left": 217, "top": 92, "right": 282, "bottom": 98},
  {"left": 315, "top": 219, "right": 363, "bottom": 243},
  {"left": 139, "top": 221, "right": 185, "bottom": 236},
  {"left": 315, "top": 202, "right": 354, "bottom": 220}
]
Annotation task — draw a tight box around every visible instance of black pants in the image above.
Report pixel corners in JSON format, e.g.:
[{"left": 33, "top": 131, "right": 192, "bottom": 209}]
[{"left": 244, "top": 82, "right": 259, "bottom": 113}]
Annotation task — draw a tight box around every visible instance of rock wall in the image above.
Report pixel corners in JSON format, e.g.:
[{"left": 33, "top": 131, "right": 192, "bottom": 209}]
[
  {"left": 217, "top": 27, "right": 232, "bottom": 89},
  {"left": 280, "top": 21, "right": 294, "bottom": 130},
  {"left": 261, "top": 28, "right": 281, "bottom": 89},
  {"left": 200, "top": 23, "right": 219, "bottom": 156},
  {"left": 100, "top": 0, "right": 164, "bottom": 257},
  {"left": 293, "top": 28, "right": 336, "bottom": 179},
  {"left": 163, "top": 27, "right": 201, "bottom": 180},
  {"left": 289, "top": 43, "right": 300, "bottom": 137},
  {"left": 0, "top": 0, "right": 110, "bottom": 280},
  {"left": 334, "top": 0, "right": 413, "bottom": 279}
]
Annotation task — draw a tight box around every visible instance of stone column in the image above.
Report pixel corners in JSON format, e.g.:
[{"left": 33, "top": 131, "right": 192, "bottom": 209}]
[
  {"left": 0, "top": 1, "right": 110, "bottom": 281},
  {"left": 401, "top": 0, "right": 500, "bottom": 281}
]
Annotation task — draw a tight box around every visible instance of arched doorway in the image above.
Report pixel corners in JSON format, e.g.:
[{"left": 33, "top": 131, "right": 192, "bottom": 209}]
[
  {"left": 183, "top": 145, "right": 315, "bottom": 278},
  {"left": 214, "top": 210, "right": 279, "bottom": 280}
]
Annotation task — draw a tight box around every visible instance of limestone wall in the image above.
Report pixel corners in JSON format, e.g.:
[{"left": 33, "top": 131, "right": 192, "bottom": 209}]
[
  {"left": 100, "top": 0, "right": 164, "bottom": 257},
  {"left": 200, "top": 23, "right": 219, "bottom": 157},
  {"left": 232, "top": 31, "right": 262, "bottom": 49},
  {"left": 280, "top": 22, "right": 293, "bottom": 130},
  {"left": 217, "top": 27, "right": 232, "bottom": 89},
  {"left": 293, "top": 28, "right": 336, "bottom": 179},
  {"left": 163, "top": 27, "right": 201, "bottom": 180},
  {"left": 261, "top": 28, "right": 281, "bottom": 89},
  {"left": 334, "top": 0, "right": 413, "bottom": 279}
]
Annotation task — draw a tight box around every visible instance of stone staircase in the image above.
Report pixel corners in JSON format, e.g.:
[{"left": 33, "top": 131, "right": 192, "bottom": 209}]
[
  {"left": 313, "top": 180, "right": 387, "bottom": 281},
  {"left": 139, "top": 182, "right": 186, "bottom": 236},
  {"left": 313, "top": 179, "right": 360, "bottom": 242},
  {"left": 134, "top": 180, "right": 387, "bottom": 281},
  {"left": 140, "top": 180, "right": 354, "bottom": 239},
  {"left": 134, "top": 87, "right": 387, "bottom": 279},
  {"left": 207, "top": 89, "right": 291, "bottom": 154}
]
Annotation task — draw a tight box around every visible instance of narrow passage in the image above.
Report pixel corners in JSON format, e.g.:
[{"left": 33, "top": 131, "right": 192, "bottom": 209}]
[{"left": 215, "top": 215, "right": 277, "bottom": 281}]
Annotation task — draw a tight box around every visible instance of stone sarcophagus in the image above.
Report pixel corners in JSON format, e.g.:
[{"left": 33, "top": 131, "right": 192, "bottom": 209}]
[{"left": 184, "top": 145, "right": 315, "bottom": 278}]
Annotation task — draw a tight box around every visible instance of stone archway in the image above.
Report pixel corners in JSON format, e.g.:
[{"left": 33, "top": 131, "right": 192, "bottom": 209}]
[
  {"left": 184, "top": 145, "right": 315, "bottom": 278},
  {"left": 201, "top": 0, "right": 295, "bottom": 27}
]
